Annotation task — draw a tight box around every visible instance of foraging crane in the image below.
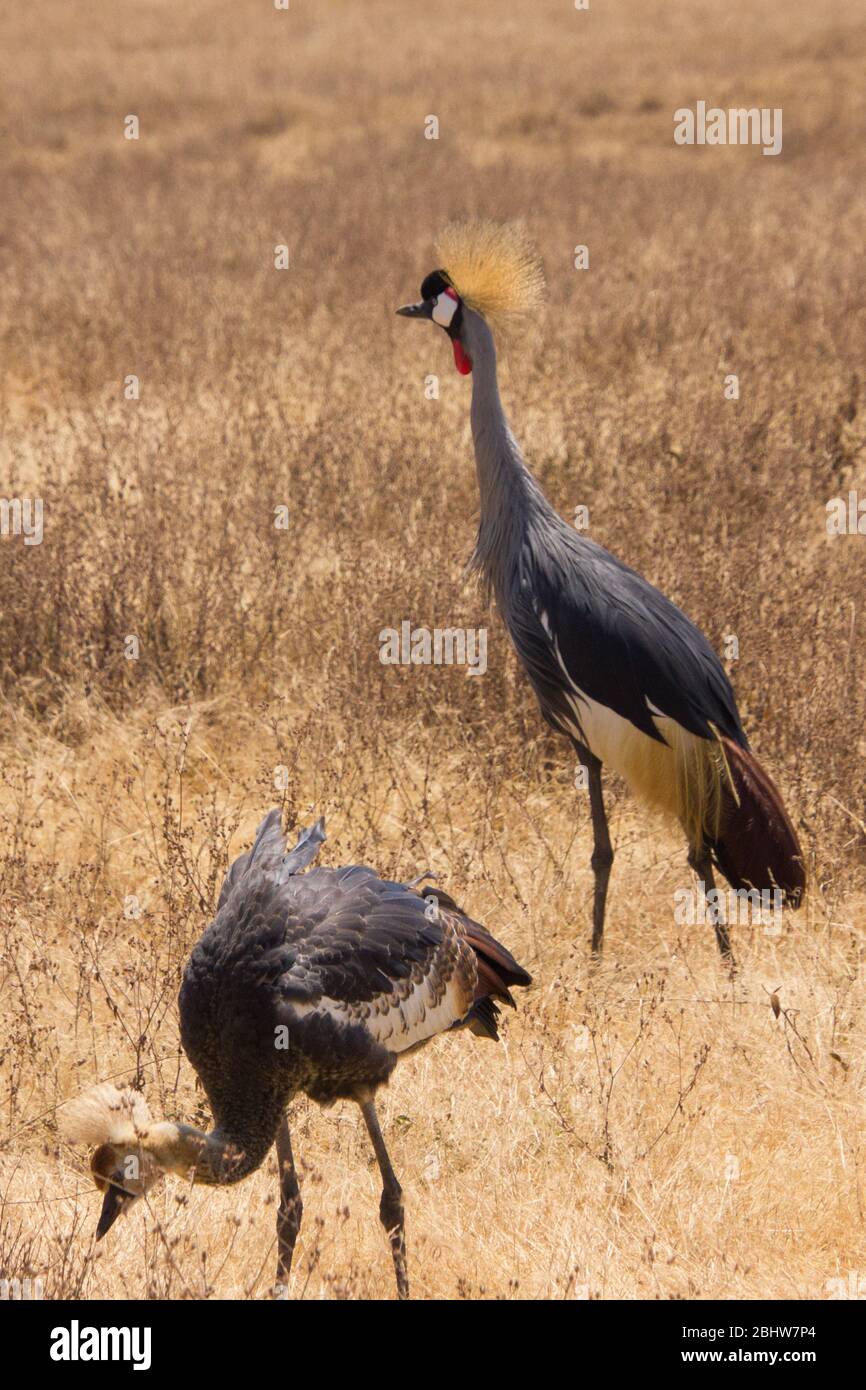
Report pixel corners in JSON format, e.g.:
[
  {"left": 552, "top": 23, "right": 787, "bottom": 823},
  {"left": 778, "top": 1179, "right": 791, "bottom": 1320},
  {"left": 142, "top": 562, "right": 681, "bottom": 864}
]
[
  {"left": 61, "top": 810, "right": 530, "bottom": 1300},
  {"left": 398, "top": 221, "right": 805, "bottom": 963}
]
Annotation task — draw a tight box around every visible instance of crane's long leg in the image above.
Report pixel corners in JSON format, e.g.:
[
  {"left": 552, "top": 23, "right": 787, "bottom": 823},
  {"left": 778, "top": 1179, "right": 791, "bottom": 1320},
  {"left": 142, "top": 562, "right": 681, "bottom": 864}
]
[
  {"left": 359, "top": 1096, "right": 408, "bottom": 1300},
  {"left": 575, "top": 743, "right": 614, "bottom": 957},
  {"left": 274, "top": 1116, "right": 303, "bottom": 1296},
  {"left": 688, "top": 846, "right": 736, "bottom": 971}
]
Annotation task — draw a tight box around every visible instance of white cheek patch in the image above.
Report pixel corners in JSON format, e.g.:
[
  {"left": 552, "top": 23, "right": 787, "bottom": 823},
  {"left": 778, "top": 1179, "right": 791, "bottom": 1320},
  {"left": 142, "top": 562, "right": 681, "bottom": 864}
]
[{"left": 432, "top": 289, "right": 459, "bottom": 328}]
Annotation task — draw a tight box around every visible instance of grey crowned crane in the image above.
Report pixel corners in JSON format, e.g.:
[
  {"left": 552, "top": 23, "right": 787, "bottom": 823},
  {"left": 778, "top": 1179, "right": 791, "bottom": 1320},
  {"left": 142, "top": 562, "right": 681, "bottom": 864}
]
[
  {"left": 398, "top": 221, "right": 805, "bottom": 965},
  {"left": 61, "top": 811, "right": 530, "bottom": 1300}
]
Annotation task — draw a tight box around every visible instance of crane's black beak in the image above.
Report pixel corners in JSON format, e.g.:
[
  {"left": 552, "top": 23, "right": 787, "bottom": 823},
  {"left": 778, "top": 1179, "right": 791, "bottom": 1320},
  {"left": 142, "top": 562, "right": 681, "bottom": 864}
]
[
  {"left": 396, "top": 299, "right": 434, "bottom": 319},
  {"left": 95, "top": 1177, "right": 134, "bottom": 1240}
]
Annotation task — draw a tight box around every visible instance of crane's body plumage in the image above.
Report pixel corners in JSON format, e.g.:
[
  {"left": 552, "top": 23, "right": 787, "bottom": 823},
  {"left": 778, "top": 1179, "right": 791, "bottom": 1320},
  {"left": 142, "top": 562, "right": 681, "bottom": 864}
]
[
  {"left": 180, "top": 821, "right": 484, "bottom": 1121},
  {"left": 506, "top": 523, "right": 746, "bottom": 749},
  {"left": 62, "top": 810, "right": 530, "bottom": 1298},
  {"left": 399, "top": 226, "right": 805, "bottom": 960},
  {"left": 465, "top": 311, "right": 743, "bottom": 850}
]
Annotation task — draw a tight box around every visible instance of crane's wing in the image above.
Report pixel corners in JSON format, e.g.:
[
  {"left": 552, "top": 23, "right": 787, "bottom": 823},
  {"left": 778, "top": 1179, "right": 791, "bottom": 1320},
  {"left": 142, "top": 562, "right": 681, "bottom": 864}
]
[
  {"left": 505, "top": 526, "right": 747, "bottom": 749},
  {"left": 268, "top": 866, "right": 478, "bottom": 1053},
  {"left": 180, "top": 863, "right": 462, "bottom": 1092},
  {"left": 418, "top": 884, "right": 531, "bottom": 1039},
  {"left": 217, "top": 811, "right": 326, "bottom": 911},
  {"left": 419, "top": 885, "right": 531, "bottom": 1005}
]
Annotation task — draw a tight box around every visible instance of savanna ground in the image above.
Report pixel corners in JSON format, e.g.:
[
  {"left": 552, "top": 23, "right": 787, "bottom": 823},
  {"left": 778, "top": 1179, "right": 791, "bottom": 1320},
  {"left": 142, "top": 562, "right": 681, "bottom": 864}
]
[{"left": 1, "top": 0, "right": 866, "bottom": 1301}]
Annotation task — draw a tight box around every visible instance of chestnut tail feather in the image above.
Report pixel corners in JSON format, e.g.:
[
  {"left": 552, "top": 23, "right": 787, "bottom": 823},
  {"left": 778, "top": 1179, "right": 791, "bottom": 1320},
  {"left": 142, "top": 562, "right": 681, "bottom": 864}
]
[
  {"left": 709, "top": 737, "right": 806, "bottom": 907},
  {"left": 424, "top": 886, "right": 532, "bottom": 1042}
]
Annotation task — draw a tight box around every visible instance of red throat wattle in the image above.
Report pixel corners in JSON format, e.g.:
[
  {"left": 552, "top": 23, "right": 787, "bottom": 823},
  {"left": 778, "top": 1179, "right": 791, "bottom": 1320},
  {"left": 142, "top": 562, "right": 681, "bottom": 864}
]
[{"left": 452, "top": 338, "right": 472, "bottom": 375}]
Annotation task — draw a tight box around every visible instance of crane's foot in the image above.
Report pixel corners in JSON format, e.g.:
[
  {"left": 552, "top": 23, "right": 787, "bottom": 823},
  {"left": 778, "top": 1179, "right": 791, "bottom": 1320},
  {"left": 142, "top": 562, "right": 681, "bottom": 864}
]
[
  {"left": 360, "top": 1096, "right": 410, "bottom": 1300},
  {"left": 381, "top": 1191, "right": 409, "bottom": 1299}
]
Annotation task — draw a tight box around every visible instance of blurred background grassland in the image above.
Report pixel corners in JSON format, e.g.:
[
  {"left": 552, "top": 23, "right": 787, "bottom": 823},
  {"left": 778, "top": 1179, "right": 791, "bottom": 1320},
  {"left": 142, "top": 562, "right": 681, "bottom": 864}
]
[{"left": 0, "top": 0, "right": 865, "bottom": 1299}]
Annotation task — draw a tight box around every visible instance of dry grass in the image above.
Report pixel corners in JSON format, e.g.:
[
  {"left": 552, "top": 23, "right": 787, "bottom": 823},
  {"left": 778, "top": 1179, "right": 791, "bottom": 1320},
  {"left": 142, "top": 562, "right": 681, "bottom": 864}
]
[{"left": 1, "top": 0, "right": 866, "bottom": 1300}]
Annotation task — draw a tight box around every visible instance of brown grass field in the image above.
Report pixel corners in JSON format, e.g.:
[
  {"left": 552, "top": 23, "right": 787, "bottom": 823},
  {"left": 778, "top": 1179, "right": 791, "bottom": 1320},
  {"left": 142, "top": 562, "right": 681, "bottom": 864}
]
[{"left": 2, "top": 0, "right": 866, "bottom": 1301}]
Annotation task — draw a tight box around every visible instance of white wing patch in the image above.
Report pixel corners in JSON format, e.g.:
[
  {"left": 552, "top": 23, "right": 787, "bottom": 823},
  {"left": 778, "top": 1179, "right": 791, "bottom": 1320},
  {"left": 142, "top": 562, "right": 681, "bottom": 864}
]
[
  {"left": 530, "top": 595, "right": 686, "bottom": 820},
  {"left": 288, "top": 923, "right": 475, "bottom": 1056}
]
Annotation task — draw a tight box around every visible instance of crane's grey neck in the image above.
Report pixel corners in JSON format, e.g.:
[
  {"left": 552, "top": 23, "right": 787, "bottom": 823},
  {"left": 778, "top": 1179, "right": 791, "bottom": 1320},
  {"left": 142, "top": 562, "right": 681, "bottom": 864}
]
[
  {"left": 165, "top": 1088, "right": 288, "bottom": 1185},
  {"left": 172, "top": 1121, "right": 276, "bottom": 1185},
  {"left": 462, "top": 310, "right": 552, "bottom": 596}
]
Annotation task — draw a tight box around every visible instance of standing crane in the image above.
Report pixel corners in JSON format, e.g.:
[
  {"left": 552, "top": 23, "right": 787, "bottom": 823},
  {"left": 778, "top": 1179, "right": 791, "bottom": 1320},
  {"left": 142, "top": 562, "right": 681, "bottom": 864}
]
[
  {"left": 61, "top": 810, "right": 530, "bottom": 1300},
  {"left": 398, "top": 221, "right": 805, "bottom": 964}
]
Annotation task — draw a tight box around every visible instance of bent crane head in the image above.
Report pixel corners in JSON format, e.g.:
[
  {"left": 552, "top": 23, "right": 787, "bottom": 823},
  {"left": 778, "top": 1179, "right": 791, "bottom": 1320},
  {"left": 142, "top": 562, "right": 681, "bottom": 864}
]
[
  {"left": 90, "top": 1141, "right": 164, "bottom": 1240},
  {"left": 60, "top": 1082, "right": 166, "bottom": 1242},
  {"left": 63, "top": 1083, "right": 246, "bottom": 1241},
  {"left": 397, "top": 219, "right": 545, "bottom": 376}
]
